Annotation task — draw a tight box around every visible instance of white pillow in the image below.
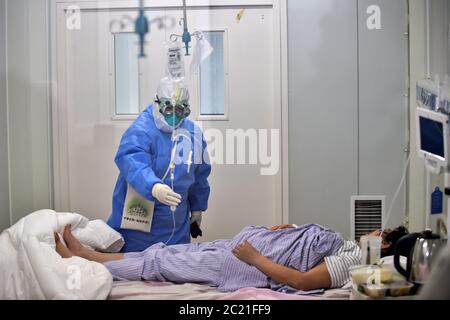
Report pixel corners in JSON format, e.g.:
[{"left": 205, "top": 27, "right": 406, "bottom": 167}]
[{"left": 72, "top": 219, "right": 124, "bottom": 253}]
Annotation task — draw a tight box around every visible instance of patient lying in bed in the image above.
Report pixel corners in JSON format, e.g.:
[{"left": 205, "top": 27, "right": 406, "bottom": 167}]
[{"left": 55, "top": 223, "right": 406, "bottom": 293}]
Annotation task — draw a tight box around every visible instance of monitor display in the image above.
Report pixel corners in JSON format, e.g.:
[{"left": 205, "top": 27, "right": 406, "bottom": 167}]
[{"left": 420, "top": 117, "right": 445, "bottom": 159}]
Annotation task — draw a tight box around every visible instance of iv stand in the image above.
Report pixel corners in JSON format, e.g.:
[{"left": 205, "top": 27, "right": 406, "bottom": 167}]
[
  {"left": 170, "top": 0, "right": 203, "bottom": 56},
  {"left": 181, "top": 0, "right": 191, "bottom": 56}
]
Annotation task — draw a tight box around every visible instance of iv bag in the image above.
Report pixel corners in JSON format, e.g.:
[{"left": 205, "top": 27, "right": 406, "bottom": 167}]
[{"left": 166, "top": 42, "right": 185, "bottom": 79}]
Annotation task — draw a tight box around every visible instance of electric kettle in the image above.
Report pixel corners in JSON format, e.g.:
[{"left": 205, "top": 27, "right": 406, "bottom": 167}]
[{"left": 394, "top": 230, "right": 445, "bottom": 285}]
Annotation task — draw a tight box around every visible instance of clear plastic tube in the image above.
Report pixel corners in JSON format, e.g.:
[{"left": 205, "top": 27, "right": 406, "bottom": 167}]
[
  {"left": 163, "top": 80, "right": 191, "bottom": 245},
  {"left": 165, "top": 205, "right": 176, "bottom": 245},
  {"left": 384, "top": 154, "right": 411, "bottom": 231},
  {"left": 165, "top": 112, "right": 178, "bottom": 245},
  {"left": 370, "top": 154, "right": 411, "bottom": 258}
]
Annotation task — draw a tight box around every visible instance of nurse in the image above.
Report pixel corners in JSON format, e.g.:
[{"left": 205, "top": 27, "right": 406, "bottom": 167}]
[{"left": 107, "top": 77, "right": 211, "bottom": 252}]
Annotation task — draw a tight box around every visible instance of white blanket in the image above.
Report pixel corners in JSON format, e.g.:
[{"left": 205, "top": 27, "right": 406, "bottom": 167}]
[{"left": 0, "top": 210, "right": 124, "bottom": 300}]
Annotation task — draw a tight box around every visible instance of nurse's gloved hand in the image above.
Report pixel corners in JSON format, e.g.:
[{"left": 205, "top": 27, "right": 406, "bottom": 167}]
[{"left": 152, "top": 183, "right": 182, "bottom": 207}]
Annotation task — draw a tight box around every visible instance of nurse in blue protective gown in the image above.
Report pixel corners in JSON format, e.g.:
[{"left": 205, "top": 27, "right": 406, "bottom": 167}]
[{"left": 107, "top": 77, "right": 211, "bottom": 252}]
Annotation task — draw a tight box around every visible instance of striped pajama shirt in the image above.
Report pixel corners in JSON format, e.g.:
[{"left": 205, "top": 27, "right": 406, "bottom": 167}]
[{"left": 324, "top": 240, "right": 362, "bottom": 288}]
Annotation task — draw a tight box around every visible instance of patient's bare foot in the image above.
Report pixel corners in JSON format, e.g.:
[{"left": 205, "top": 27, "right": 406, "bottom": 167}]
[
  {"left": 63, "top": 225, "right": 86, "bottom": 257},
  {"left": 54, "top": 233, "right": 73, "bottom": 258}
]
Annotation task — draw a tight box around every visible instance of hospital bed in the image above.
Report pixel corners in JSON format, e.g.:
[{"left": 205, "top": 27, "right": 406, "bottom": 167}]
[
  {"left": 0, "top": 210, "right": 351, "bottom": 300},
  {"left": 108, "top": 281, "right": 351, "bottom": 300},
  {"left": 109, "top": 255, "right": 416, "bottom": 301}
]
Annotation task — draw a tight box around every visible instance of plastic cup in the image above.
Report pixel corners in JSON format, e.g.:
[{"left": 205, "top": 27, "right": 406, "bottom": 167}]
[{"left": 360, "top": 235, "right": 381, "bottom": 265}]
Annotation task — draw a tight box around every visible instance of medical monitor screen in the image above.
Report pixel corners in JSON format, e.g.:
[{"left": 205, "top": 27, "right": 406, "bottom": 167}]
[{"left": 420, "top": 117, "right": 445, "bottom": 159}]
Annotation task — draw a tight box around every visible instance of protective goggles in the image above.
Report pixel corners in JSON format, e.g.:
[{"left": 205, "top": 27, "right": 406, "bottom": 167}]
[{"left": 155, "top": 95, "right": 191, "bottom": 119}]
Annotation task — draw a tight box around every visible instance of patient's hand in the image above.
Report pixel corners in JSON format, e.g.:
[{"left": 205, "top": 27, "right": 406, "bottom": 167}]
[
  {"left": 232, "top": 241, "right": 262, "bottom": 266},
  {"left": 270, "top": 224, "right": 295, "bottom": 231}
]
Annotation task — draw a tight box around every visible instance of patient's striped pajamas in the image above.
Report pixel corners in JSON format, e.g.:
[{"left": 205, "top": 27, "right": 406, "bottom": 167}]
[
  {"left": 324, "top": 240, "right": 361, "bottom": 288},
  {"left": 105, "top": 241, "right": 225, "bottom": 285},
  {"left": 104, "top": 224, "right": 360, "bottom": 292}
]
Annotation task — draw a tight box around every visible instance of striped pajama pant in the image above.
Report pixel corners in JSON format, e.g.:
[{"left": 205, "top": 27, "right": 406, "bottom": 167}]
[{"left": 104, "top": 240, "right": 228, "bottom": 286}]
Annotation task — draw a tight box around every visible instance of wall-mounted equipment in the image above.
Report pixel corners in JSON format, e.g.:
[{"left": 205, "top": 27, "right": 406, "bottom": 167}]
[{"left": 416, "top": 106, "right": 450, "bottom": 241}]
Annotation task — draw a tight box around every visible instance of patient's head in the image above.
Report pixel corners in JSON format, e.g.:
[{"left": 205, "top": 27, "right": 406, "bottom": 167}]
[{"left": 361, "top": 226, "right": 409, "bottom": 257}]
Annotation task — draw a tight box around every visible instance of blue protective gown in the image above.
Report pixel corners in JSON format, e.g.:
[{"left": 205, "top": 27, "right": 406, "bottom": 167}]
[{"left": 107, "top": 105, "right": 211, "bottom": 252}]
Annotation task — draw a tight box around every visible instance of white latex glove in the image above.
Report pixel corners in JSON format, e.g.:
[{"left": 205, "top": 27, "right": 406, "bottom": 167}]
[
  {"left": 190, "top": 211, "right": 203, "bottom": 227},
  {"left": 152, "top": 183, "right": 182, "bottom": 207}
]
